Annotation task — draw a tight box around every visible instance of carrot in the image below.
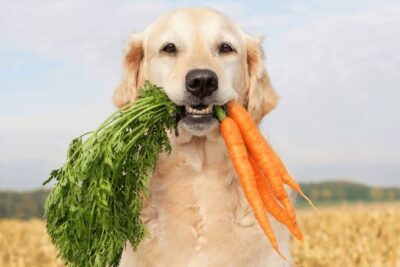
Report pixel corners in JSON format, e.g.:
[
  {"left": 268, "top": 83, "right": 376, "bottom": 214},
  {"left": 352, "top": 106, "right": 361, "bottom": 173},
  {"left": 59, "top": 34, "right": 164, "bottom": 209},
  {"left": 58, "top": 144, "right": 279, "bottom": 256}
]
[
  {"left": 270, "top": 153, "right": 319, "bottom": 213},
  {"left": 226, "top": 101, "right": 315, "bottom": 207},
  {"left": 214, "top": 107, "right": 286, "bottom": 260},
  {"left": 249, "top": 156, "right": 303, "bottom": 241},
  {"left": 226, "top": 101, "right": 305, "bottom": 221}
]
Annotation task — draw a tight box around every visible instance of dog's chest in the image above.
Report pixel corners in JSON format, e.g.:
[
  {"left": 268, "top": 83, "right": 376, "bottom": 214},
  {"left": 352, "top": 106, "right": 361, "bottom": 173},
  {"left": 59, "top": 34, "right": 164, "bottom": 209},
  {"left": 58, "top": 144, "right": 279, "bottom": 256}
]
[{"left": 120, "top": 139, "right": 288, "bottom": 267}]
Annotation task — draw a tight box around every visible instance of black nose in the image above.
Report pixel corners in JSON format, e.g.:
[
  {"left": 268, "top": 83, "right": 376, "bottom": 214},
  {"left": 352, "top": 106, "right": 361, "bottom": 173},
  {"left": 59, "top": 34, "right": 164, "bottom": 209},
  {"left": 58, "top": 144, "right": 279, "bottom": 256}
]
[{"left": 185, "top": 69, "right": 218, "bottom": 98}]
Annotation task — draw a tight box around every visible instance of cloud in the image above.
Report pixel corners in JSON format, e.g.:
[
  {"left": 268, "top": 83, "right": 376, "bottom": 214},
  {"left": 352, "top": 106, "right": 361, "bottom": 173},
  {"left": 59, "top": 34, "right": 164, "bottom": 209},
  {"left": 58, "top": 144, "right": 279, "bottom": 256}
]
[
  {"left": 0, "top": 1, "right": 174, "bottom": 75},
  {"left": 262, "top": 2, "right": 400, "bottom": 185},
  {"left": 0, "top": 1, "right": 255, "bottom": 76}
]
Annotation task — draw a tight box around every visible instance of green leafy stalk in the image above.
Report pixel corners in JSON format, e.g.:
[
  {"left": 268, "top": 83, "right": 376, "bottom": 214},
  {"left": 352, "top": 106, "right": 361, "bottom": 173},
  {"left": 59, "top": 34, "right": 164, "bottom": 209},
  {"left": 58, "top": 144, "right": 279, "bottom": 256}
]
[
  {"left": 214, "top": 106, "right": 227, "bottom": 121},
  {"left": 44, "top": 81, "right": 180, "bottom": 267}
]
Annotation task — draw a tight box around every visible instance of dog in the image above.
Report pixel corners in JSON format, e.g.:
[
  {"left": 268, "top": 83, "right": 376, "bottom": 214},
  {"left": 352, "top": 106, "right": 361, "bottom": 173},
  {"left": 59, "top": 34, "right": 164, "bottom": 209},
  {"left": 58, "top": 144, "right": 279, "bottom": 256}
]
[{"left": 114, "top": 7, "right": 288, "bottom": 267}]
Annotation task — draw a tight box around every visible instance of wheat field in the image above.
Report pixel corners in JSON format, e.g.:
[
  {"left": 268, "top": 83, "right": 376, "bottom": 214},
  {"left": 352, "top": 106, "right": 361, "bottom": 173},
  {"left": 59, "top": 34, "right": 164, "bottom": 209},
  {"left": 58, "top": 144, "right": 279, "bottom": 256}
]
[{"left": 1, "top": 203, "right": 399, "bottom": 267}]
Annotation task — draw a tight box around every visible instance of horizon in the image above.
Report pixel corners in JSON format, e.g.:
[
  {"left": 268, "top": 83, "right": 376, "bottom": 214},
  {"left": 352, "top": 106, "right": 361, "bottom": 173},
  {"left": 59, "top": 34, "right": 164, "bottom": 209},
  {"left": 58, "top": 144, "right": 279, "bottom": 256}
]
[
  {"left": 1, "top": 0, "right": 399, "bottom": 189},
  {"left": 2, "top": 179, "right": 400, "bottom": 193}
]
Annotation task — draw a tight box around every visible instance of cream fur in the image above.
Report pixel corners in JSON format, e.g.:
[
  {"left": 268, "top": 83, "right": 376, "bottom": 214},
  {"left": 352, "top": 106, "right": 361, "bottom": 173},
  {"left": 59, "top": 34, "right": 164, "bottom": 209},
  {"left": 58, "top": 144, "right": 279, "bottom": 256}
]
[{"left": 115, "top": 7, "right": 288, "bottom": 267}]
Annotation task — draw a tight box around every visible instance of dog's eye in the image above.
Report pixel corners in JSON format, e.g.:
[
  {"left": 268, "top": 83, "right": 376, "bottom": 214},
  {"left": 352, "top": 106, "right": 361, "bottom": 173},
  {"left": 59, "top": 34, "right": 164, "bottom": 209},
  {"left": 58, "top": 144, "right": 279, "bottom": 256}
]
[
  {"left": 162, "top": 43, "right": 177, "bottom": 53},
  {"left": 219, "top": 43, "right": 234, "bottom": 53}
]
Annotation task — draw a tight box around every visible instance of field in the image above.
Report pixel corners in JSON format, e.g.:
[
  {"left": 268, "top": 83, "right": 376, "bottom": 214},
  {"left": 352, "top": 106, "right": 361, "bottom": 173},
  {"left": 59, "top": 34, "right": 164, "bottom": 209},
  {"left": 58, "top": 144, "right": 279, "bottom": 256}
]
[
  {"left": 1, "top": 203, "right": 399, "bottom": 267},
  {"left": 292, "top": 203, "right": 400, "bottom": 267}
]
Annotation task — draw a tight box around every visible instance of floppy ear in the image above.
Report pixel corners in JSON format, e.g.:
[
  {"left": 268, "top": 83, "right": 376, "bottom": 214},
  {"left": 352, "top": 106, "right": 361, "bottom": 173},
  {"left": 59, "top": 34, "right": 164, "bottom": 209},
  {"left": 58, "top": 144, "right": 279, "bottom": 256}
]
[
  {"left": 113, "top": 34, "right": 144, "bottom": 108},
  {"left": 245, "top": 36, "right": 278, "bottom": 123}
]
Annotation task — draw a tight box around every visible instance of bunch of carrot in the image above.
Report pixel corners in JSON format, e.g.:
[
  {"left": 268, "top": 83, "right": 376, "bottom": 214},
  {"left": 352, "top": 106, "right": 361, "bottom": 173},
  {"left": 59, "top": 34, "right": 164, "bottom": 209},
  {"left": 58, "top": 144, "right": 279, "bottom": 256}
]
[{"left": 214, "top": 101, "right": 316, "bottom": 259}]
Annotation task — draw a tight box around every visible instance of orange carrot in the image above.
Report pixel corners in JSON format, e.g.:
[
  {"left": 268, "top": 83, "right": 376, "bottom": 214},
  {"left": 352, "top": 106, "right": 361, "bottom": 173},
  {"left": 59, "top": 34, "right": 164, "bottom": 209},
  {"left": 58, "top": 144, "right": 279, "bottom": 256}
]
[
  {"left": 270, "top": 151, "right": 319, "bottom": 212},
  {"left": 227, "top": 101, "right": 298, "bottom": 222},
  {"left": 249, "top": 156, "right": 303, "bottom": 241},
  {"left": 214, "top": 107, "right": 286, "bottom": 259},
  {"left": 226, "top": 101, "right": 315, "bottom": 208}
]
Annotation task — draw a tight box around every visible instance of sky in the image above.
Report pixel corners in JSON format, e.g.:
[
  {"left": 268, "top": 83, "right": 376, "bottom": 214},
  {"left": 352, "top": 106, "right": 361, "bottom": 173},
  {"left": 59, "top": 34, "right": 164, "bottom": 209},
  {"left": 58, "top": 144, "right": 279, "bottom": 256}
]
[{"left": 0, "top": 0, "right": 399, "bottom": 190}]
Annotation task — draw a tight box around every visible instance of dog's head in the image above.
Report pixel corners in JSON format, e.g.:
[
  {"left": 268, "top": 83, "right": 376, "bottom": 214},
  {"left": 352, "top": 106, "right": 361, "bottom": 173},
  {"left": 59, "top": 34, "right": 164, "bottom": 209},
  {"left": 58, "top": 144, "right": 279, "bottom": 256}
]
[{"left": 114, "top": 7, "right": 278, "bottom": 137}]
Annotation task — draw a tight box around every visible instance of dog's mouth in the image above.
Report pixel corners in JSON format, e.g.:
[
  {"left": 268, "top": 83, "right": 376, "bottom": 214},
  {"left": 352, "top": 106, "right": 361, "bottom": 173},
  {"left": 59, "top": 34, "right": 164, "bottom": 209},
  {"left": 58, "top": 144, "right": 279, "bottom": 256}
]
[
  {"left": 184, "top": 104, "right": 214, "bottom": 116},
  {"left": 178, "top": 103, "right": 219, "bottom": 134}
]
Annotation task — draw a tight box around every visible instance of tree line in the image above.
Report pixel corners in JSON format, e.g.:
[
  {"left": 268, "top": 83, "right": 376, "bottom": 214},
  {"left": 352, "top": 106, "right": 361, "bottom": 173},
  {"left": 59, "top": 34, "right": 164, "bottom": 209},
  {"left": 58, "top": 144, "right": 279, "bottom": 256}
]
[
  {"left": 1, "top": 181, "right": 400, "bottom": 219},
  {"left": 0, "top": 189, "right": 49, "bottom": 219},
  {"left": 297, "top": 181, "right": 400, "bottom": 205}
]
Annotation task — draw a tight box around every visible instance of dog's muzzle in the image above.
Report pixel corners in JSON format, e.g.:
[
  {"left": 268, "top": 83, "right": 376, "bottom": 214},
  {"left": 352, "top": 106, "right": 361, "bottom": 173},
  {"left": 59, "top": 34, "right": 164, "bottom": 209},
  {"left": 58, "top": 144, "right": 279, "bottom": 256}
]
[{"left": 176, "top": 69, "right": 222, "bottom": 135}]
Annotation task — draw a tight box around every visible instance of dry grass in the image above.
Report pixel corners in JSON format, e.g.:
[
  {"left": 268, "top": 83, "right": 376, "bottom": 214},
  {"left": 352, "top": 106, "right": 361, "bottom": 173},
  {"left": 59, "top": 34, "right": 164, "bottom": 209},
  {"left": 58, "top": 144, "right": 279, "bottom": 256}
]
[
  {"left": 291, "top": 202, "right": 400, "bottom": 267},
  {"left": 0, "top": 203, "right": 399, "bottom": 267},
  {"left": 0, "top": 219, "right": 63, "bottom": 267}
]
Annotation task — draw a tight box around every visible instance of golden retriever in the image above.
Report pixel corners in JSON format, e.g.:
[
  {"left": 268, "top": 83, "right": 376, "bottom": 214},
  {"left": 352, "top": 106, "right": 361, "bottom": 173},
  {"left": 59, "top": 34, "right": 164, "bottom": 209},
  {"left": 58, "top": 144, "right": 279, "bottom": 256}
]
[{"left": 114, "top": 7, "right": 288, "bottom": 267}]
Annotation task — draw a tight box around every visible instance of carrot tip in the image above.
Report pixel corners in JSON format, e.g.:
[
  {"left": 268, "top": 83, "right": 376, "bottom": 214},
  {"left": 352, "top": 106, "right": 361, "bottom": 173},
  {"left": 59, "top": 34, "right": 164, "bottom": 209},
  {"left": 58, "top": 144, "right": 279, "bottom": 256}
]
[
  {"left": 299, "top": 191, "right": 320, "bottom": 214},
  {"left": 294, "top": 230, "right": 304, "bottom": 242},
  {"left": 274, "top": 247, "right": 287, "bottom": 262}
]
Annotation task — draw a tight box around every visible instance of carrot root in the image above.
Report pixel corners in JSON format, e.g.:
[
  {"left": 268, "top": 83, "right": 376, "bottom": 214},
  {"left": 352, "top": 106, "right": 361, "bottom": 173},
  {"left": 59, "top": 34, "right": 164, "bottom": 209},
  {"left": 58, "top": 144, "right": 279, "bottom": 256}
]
[{"left": 216, "top": 113, "right": 286, "bottom": 260}]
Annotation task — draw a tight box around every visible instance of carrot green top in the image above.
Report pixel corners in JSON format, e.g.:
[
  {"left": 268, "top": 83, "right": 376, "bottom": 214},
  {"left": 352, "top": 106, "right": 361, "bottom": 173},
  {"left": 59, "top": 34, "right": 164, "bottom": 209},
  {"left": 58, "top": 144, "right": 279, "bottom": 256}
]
[
  {"left": 214, "top": 105, "right": 227, "bottom": 121},
  {"left": 44, "top": 82, "right": 180, "bottom": 267}
]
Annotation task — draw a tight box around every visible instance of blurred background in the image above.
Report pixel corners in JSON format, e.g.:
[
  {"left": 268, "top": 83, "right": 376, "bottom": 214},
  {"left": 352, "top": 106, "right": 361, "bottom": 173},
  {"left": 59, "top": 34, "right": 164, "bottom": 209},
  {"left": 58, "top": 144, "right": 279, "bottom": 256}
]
[{"left": 0, "top": 0, "right": 399, "bottom": 266}]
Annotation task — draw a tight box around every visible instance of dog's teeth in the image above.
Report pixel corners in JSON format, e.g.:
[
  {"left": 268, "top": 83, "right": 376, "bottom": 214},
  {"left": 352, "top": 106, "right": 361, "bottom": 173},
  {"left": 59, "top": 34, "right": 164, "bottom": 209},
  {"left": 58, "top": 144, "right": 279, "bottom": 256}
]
[{"left": 185, "top": 104, "right": 214, "bottom": 115}]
